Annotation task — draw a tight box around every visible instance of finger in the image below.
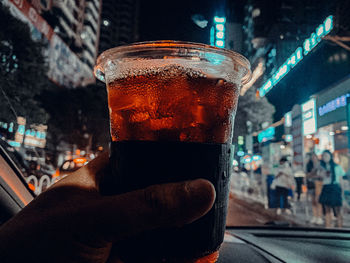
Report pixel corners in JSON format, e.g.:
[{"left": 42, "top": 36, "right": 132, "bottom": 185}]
[
  {"left": 91, "top": 179, "right": 216, "bottom": 242},
  {"left": 52, "top": 152, "right": 110, "bottom": 190}
]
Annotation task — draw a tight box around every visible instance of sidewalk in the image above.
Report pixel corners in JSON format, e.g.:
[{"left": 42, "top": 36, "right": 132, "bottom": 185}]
[{"left": 231, "top": 188, "right": 350, "bottom": 229}]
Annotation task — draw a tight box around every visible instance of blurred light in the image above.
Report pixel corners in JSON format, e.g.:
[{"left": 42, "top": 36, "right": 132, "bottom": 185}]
[
  {"left": 216, "top": 40, "right": 224, "bottom": 47},
  {"left": 73, "top": 158, "right": 87, "bottom": 164},
  {"left": 213, "top": 16, "right": 226, "bottom": 48},
  {"left": 216, "top": 24, "right": 224, "bottom": 31},
  {"left": 341, "top": 52, "right": 347, "bottom": 60},
  {"left": 17, "top": 125, "right": 25, "bottom": 135},
  {"left": 238, "top": 136, "right": 244, "bottom": 145},
  {"left": 232, "top": 159, "right": 239, "bottom": 166},
  {"left": 252, "top": 155, "right": 262, "bottom": 161},
  {"left": 284, "top": 112, "right": 292, "bottom": 127},
  {"left": 290, "top": 55, "right": 296, "bottom": 65},
  {"left": 280, "top": 145, "right": 285, "bottom": 149},
  {"left": 306, "top": 134, "right": 312, "bottom": 139},
  {"left": 329, "top": 131, "right": 335, "bottom": 136},
  {"left": 98, "top": 146, "right": 103, "bottom": 151},
  {"left": 318, "top": 93, "right": 349, "bottom": 116},
  {"left": 296, "top": 47, "right": 302, "bottom": 59},
  {"left": 334, "top": 53, "right": 340, "bottom": 62},
  {"left": 304, "top": 39, "right": 311, "bottom": 54},
  {"left": 324, "top": 16, "right": 333, "bottom": 33},
  {"left": 8, "top": 141, "right": 20, "bottom": 147},
  {"left": 280, "top": 34, "right": 284, "bottom": 40},
  {"left": 214, "top": 16, "right": 226, "bottom": 23},
  {"left": 285, "top": 134, "right": 293, "bottom": 142},
  {"left": 341, "top": 126, "right": 348, "bottom": 131},
  {"left": 8, "top": 123, "right": 14, "bottom": 133},
  {"left": 252, "top": 8, "right": 260, "bottom": 18},
  {"left": 316, "top": 25, "right": 324, "bottom": 36},
  {"left": 28, "top": 183, "right": 35, "bottom": 191},
  {"left": 335, "top": 130, "right": 341, "bottom": 134},
  {"left": 81, "top": 32, "right": 87, "bottom": 39},
  {"left": 258, "top": 127, "right": 275, "bottom": 143},
  {"left": 191, "top": 14, "right": 208, "bottom": 28},
  {"left": 103, "top": 19, "right": 110, "bottom": 26},
  {"left": 237, "top": 151, "right": 245, "bottom": 157},
  {"left": 242, "top": 155, "right": 252, "bottom": 163},
  {"left": 310, "top": 33, "right": 317, "bottom": 46},
  {"left": 302, "top": 98, "right": 317, "bottom": 135},
  {"left": 210, "top": 26, "right": 215, "bottom": 46},
  {"left": 216, "top": 31, "right": 224, "bottom": 39}
]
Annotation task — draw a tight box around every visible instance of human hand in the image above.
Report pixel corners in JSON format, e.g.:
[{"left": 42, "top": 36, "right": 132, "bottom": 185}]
[{"left": 0, "top": 152, "right": 215, "bottom": 263}]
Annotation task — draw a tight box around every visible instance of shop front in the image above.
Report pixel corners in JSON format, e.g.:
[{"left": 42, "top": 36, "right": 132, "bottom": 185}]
[{"left": 313, "top": 76, "right": 350, "bottom": 172}]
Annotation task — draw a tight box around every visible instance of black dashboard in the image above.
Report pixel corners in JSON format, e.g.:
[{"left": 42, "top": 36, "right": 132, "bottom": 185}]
[{"left": 218, "top": 227, "right": 350, "bottom": 263}]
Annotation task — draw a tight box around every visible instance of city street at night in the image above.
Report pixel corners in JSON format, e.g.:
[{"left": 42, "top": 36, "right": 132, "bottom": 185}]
[{"left": 1, "top": 0, "right": 350, "bottom": 262}]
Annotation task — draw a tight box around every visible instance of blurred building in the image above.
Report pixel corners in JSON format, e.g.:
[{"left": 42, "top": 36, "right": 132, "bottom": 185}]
[
  {"left": 98, "top": 0, "right": 139, "bottom": 53},
  {"left": 237, "top": 0, "right": 350, "bottom": 112},
  {"left": 29, "top": 0, "right": 102, "bottom": 69},
  {"left": 239, "top": 0, "right": 350, "bottom": 168}
]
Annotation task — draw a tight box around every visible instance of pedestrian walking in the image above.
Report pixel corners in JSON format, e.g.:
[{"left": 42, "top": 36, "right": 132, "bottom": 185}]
[
  {"left": 306, "top": 153, "right": 324, "bottom": 225},
  {"left": 293, "top": 162, "right": 305, "bottom": 201},
  {"left": 319, "top": 150, "right": 345, "bottom": 228},
  {"left": 272, "top": 157, "right": 295, "bottom": 215}
]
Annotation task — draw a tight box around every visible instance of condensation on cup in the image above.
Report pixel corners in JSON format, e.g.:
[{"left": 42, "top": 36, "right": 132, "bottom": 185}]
[{"left": 94, "top": 40, "right": 251, "bottom": 263}]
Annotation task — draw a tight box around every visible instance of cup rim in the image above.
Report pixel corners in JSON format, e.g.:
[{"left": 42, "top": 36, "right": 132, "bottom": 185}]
[{"left": 94, "top": 40, "right": 251, "bottom": 84}]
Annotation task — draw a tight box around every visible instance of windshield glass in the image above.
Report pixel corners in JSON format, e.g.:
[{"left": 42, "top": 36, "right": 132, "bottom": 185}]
[{"left": 1, "top": 0, "right": 350, "bottom": 230}]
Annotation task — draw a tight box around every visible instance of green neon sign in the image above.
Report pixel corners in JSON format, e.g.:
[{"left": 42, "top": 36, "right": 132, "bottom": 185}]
[{"left": 259, "top": 15, "right": 333, "bottom": 97}]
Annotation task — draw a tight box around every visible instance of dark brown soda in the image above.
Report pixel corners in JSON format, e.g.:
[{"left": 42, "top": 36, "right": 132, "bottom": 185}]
[{"left": 103, "top": 65, "right": 239, "bottom": 262}]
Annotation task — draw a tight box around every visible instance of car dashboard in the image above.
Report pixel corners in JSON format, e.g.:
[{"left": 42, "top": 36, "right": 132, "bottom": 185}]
[{"left": 219, "top": 227, "right": 350, "bottom": 263}]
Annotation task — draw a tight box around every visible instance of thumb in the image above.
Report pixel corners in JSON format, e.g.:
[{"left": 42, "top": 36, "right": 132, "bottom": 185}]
[{"left": 91, "top": 179, "right": 216, "bottom": 242}]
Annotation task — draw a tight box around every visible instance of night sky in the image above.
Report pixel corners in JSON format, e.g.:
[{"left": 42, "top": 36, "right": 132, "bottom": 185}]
[
  {"left": 137, "top": 0, "right": 350, "bottom": 121},
  {"left": 138, "top": 0, "right": 225, "bottom": 43}
]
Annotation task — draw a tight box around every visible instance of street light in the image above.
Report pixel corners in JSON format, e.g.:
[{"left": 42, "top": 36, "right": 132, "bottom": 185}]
[{"left": 103, "top": 19, "right": 110, "bottom": 26}]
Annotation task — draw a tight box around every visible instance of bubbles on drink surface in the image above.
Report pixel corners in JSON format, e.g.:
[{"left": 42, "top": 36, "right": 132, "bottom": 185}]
[{"left": 107, "top": 64, "right": 239, "bottom": 143}]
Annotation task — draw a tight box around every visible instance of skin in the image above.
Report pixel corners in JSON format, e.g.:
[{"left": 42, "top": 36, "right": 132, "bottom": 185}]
[{"left": 0, "top": 152, "right": 216, "bottom": 262}]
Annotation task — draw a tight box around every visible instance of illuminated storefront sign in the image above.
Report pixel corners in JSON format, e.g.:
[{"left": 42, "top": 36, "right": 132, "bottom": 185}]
[
  {"left": 210, "top": 16, "right": 226, "bottom": 48},
  {"left": 302, "top": 98, "right": 317, "bottom": 135},
  {"left": 258, "top": 127, "right": 275, "bottom": 143},
  {"left": 259, "top": 15, "right": 333, "bottom": 97},
  {"left": 318, "top": 93, "right": 350, "bottom": 116},
  {"left": 284, "top": 111, "right": 292, "bottom": 127}
]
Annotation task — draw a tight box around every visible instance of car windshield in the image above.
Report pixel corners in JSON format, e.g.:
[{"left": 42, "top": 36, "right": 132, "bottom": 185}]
[{"left": 1, "top": 0, "right": 350, "bottom": 230}]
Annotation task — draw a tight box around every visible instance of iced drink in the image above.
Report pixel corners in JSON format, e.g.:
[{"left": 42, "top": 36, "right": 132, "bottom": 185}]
[{"left": 94, "top": 41, "right": 251, "bottom": 263}]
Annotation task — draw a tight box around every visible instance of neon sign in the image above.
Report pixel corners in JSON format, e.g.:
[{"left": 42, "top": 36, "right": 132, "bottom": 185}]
[
  {"left": 258, "top": 127, "right": 275, "bottom": 143},
  {"left": 259, "top": 15, "right": 333, "bottom": 97},
  {"left": 302, "top": 98, "right": 317, "bottom": 135},
  {"left": 210, "top": 16, "right": 226, "bottom": 48},
  {"left": 318, "top": 93, "right": 350, "bottom": 116}
]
